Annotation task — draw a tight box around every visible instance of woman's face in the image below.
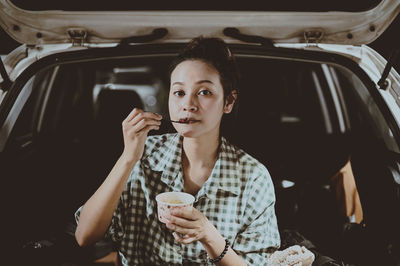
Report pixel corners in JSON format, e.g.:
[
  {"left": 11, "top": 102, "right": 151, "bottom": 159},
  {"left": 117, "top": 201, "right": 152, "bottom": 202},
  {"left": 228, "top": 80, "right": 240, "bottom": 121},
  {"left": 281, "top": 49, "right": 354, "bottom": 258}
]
[{"left": 169, "top": 60, "right": 234, "bottom": 139}]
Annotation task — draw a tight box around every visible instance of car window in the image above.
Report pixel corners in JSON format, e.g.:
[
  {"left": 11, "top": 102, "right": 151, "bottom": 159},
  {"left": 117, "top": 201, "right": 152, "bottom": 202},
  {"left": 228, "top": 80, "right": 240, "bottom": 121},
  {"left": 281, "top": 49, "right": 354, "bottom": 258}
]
[
  {"left": 46, "top": 57, "right": 339, "bottom": 141},
  {"left": 0, "top": 88, "right": 5, "bottom": 105},
  {"left": 5, "top": 52, "right": 398, "bottom": 155},
  {"left": 0, "top": 67, "right": 56, "bottom": 151},
  {"left": 333, "top": 65, "right": 400, "bottom": 153},
  {"left": 389, "top": 69, "right": 400, "bottom": 108},
  {"left": 2, "top": 54, "right": 346, "bottom": 160}
]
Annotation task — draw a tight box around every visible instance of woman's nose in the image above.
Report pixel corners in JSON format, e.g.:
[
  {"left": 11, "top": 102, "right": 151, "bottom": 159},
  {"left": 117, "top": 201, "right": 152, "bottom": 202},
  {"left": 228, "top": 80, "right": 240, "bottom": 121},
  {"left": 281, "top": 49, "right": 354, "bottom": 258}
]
[{"left": 182, "top": 96, "right": 198, "bottom": 112}]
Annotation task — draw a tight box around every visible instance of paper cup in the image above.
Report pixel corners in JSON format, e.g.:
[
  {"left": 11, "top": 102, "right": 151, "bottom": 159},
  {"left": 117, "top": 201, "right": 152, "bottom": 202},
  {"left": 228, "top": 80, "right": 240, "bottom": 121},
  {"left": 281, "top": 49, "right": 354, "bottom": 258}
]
[{"left": 155, "top": 192, "right": 195, "bottom": 223}]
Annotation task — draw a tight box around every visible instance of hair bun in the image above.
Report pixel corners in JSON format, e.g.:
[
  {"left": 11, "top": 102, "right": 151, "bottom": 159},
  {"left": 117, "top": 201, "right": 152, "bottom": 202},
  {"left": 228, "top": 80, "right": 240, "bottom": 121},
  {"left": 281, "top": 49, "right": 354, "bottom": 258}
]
[{"left": 182, "top": 37, "right": 233, "bottom": 62}]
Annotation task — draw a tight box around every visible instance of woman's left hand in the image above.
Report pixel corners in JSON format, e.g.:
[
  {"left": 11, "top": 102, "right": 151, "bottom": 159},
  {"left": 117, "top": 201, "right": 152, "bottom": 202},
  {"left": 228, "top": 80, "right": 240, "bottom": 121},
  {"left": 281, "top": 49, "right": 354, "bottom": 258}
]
[{"left": 165, "top": 207, "right": 218, "bottom": 244}]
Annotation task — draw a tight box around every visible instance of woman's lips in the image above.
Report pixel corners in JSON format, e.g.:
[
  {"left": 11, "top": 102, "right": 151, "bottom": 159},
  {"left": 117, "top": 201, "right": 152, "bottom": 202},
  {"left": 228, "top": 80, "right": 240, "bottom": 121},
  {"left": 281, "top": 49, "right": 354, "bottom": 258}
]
[{"left": 179, "top": 118, "right": 200, "bottom": 124}]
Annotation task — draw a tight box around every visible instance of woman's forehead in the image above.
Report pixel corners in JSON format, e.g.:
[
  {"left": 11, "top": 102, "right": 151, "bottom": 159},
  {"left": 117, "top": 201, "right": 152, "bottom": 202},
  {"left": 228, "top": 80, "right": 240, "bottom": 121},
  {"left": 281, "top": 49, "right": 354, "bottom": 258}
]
[{"left": 171, "top": 60, "right": 221, "bottom": 84}]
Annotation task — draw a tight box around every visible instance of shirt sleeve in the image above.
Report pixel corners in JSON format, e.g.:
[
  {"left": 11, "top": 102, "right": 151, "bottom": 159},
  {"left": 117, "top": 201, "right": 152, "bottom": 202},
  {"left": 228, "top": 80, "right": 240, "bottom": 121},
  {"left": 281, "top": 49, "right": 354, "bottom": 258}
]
[
  {"left": 74, "top": 161, "right": 142, "bottom": 244},
  {"left": 74, "top": 195, "right": 126, "bottom": 243},
  {"left": 232, "top": 167, "right": 281, "bottom": 265},
  {"left": 105, "top": 199, "right": 126, "bottom": 242}
]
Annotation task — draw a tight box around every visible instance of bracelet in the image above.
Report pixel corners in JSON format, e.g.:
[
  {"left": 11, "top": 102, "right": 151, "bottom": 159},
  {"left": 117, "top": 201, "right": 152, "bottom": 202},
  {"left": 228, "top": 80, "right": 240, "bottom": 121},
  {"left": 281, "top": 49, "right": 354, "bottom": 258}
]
[{"left": 207, "top": 239, "right": 230, "bottom": 264}]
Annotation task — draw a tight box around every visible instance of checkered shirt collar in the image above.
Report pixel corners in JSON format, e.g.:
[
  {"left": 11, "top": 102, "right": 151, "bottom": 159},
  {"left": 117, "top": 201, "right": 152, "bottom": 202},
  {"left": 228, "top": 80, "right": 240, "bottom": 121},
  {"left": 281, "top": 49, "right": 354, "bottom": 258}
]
[{"left": 144, "top": 133, "right": 241, "bottom": 196}]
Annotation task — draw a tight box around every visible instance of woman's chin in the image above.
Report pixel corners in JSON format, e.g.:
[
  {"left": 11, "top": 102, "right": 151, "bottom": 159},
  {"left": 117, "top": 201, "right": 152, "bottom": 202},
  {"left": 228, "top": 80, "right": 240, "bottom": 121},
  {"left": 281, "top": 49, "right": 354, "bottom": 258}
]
[
  {"left": 178, "top": 130, "right": 199, "bottom": 138},
  {"left": 175, "top": 124, "right": 220, "bottom": 139}
]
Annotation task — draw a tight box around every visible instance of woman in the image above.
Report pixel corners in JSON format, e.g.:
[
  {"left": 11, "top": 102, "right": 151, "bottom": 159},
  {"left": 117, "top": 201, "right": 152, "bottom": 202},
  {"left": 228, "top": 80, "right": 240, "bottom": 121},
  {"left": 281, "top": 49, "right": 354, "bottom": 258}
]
[{"left": 75, "top": 37, "right": 280, "bottom": 265}]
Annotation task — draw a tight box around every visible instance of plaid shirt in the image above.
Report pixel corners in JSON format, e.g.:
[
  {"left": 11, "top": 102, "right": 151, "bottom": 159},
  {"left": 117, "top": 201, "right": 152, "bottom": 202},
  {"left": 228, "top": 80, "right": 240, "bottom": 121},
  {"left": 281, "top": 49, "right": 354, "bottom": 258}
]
[{"left": 76, "top": 133, "right": 280, "bottom": 265}]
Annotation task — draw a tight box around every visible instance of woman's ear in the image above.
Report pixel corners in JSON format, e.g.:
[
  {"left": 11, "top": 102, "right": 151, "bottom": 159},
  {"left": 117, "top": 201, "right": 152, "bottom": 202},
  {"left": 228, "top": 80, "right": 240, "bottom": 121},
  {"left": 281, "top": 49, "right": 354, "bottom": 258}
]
[{"left": 223, "top": 90, "right": 238, "bottom": 114}]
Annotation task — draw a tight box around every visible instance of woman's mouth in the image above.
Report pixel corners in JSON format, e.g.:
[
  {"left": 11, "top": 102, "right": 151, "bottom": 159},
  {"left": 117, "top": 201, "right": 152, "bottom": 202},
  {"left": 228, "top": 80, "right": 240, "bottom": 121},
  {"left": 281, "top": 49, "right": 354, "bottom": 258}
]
[{"left": 179, "top": 118, "right": 200, "bottom": 124}]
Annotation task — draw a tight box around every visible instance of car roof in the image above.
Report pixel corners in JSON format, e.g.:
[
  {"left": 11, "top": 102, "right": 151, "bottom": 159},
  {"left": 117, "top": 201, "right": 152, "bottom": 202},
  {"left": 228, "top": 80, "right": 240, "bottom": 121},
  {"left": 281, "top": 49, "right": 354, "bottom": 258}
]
[{"left": 0, "top": 0, "right": 399, "bottom": 46}]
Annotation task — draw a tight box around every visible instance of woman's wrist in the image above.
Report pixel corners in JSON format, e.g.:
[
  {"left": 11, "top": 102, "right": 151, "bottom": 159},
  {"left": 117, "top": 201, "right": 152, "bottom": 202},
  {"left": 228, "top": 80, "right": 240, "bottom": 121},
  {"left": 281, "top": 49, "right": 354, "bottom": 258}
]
[
  {"left": 119, "top": 151, "right": 139, "bottom": 167},
  {"left": 207, "top": 239, "right": 230, "bottom": 263},
  {"left": 201, "top": 223, "right": 226, "bottom": 260}
]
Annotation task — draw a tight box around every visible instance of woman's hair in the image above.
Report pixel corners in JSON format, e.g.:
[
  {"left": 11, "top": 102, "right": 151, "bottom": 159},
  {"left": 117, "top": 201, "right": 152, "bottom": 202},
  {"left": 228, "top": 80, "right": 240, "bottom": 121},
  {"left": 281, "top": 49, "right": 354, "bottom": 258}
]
[{"left": 169, "top": 36, "right": 240, "bottom": 102}]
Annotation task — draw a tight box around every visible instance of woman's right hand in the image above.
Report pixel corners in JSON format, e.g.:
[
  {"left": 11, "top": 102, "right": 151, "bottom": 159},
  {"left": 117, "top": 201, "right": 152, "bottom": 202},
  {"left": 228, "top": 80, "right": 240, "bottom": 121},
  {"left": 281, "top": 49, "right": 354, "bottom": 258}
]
[{"left": 120, "top": 108, "right": 162, "bottom": 164}]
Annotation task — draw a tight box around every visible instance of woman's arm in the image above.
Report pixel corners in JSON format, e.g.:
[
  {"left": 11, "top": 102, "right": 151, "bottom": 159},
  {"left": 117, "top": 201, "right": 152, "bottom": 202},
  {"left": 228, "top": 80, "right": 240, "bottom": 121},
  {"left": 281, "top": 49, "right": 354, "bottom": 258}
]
[
  {"left": 166, "top": 208, "right": 247, "bottom": 266},
  {"left": 75, "top": 155, "right": 136, "bottom": 247},
  {"left": 75, "top": 108, "right": 161, "bottom": 246}
]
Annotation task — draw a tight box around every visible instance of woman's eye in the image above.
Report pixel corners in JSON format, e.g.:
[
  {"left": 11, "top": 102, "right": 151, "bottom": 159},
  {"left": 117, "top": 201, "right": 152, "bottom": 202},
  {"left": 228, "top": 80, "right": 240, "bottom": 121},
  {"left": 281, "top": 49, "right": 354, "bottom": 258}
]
[
  {"left": 173, "top": 90, "right": 185, "bottom": 96},
  {"left": 198, "top": 90, "right": 212, "bottom": 96}
]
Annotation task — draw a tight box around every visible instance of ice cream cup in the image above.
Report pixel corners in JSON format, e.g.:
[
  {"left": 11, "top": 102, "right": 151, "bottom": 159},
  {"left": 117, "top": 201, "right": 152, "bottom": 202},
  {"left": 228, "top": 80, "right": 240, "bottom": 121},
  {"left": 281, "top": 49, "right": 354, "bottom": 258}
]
[{"left": 155, "top": 191, "right": 195, "bottom": 223}]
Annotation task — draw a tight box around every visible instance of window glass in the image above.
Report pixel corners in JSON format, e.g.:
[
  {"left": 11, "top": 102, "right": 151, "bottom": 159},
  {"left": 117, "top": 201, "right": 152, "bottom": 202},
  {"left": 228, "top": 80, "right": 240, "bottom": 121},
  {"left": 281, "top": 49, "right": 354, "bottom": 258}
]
[
  {"left": 334, "top": 65, "right": 399, "bottom": 153},
  {"left": 32, "top": 55, "right": 342, "bottom": 145},
  {"left": 12, "top": 55, "right": 343, "bottom": 174},
  {"left": 0, "top": 89, "right": 6, "bottom": 105},
  {"left": 0, "top": 67, "right": 54, "bottom": 151}
]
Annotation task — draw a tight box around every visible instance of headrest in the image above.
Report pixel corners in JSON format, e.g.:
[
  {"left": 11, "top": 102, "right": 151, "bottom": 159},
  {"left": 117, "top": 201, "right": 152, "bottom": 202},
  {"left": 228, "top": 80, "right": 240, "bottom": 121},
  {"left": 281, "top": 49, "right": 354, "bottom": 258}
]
[{"left": 95, "top": 89, "right": 144, "bottom": 124}]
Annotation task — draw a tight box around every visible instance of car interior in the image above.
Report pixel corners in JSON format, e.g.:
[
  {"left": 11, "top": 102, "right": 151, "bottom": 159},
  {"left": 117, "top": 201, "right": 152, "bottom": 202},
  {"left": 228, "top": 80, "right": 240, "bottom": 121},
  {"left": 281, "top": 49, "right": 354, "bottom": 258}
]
[{"left": 2, "top": 46, "right": 400, "bottom": 265}]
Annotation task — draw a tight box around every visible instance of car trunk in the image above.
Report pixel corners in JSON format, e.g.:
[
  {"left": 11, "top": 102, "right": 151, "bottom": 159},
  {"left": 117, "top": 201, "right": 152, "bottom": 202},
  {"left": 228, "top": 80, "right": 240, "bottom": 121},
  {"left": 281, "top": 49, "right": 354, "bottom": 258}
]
[{"left": 0, "top": 42, "right": 399, "bottom": 265}]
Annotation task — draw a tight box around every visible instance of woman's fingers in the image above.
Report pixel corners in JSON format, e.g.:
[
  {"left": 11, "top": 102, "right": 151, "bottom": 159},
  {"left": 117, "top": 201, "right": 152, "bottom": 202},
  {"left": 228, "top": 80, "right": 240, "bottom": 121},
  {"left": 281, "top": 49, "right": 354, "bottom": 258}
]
[
  {"left": 139, "top": 124, "right": 160, "bottom": 135},
  {"left": 128, "top": 109, "right": 162, "bottom": 127},
  {"left": 170, "top": 207, "right": 198, "bottom": 221},
  {"left": 133, "top": 118, "right": 161, "bottom": 133},
  {"left": 120, "top": 108, "right": 162, "bottom": 162},
  {"left": 167, "top": 208, "right": 213, "bottom": 245},
  {"left": 122, "top": 108, "right": 161, "bottom": 137},
  {"left": 124, "top": 108, "right": 141, "bottom": 123},
  {"left": 166, "top": 214, "right": 194, "bottom": 229},
  {"left": 166, "top": 222, "right": 193, "bottom": 235},
  {"left": 172, "top": 232, "right": 196, "bottom": 244}
]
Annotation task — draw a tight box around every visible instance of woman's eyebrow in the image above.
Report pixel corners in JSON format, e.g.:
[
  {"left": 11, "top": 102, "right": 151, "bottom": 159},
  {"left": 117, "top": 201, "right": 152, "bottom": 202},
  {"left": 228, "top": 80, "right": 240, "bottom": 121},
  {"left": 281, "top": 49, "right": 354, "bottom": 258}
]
[
  {"left": 196, "top": 80, "right": 214, "bottom": 85},
  {"left": 172, "top": 80, "right": 214, "bottom": 86},
  {"left": 172, "top": 81, "right": 184, "bottom": 86}
]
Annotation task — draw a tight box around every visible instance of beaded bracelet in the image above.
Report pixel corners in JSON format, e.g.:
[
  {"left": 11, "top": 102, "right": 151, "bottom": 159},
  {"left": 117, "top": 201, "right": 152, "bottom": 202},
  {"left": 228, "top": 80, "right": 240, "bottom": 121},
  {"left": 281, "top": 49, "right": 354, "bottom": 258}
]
[{"left": 208, "top": 239, "right": 230, "bottom": 264}]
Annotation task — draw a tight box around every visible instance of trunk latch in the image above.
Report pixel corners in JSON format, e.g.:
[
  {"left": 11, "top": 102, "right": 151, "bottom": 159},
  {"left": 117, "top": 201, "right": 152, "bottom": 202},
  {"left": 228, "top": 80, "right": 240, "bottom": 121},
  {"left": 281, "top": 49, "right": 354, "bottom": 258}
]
[
  {"left": 67, "top": 28, "right": 88, "bottom": 46},
  {"left": 304, "top": 30, "right": 324, "bottom": 44}
]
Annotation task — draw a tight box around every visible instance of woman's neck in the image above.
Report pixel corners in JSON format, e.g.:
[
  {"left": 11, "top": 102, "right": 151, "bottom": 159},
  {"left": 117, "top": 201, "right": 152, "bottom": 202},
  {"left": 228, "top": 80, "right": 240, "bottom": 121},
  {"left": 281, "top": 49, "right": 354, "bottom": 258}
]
[{"left": 182, "top": 133, "right": 220, "bottom": 169}]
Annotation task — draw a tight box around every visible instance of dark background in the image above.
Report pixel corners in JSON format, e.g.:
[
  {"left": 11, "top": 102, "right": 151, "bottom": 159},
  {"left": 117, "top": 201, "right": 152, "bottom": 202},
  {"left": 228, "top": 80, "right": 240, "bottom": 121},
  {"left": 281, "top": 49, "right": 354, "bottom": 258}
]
[{"left": 1, "top": 0, "right": 399, "bottom": 72}]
